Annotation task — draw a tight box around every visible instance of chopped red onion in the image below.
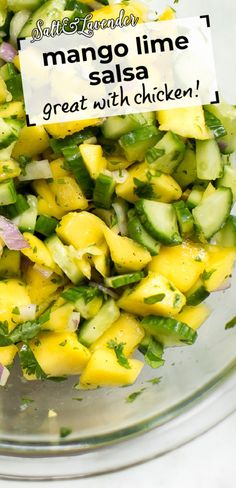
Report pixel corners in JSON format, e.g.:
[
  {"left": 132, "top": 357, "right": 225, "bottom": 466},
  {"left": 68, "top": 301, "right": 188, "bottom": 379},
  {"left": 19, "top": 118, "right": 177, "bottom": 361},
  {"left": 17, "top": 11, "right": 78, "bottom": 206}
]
[
  {"left": 218, "top": 141, "right": 228, "bottom": 152},
  {"left": 213, "top": 279, "right": 231, "bottom": 292},
  {"left": 111, "top": 169, "right": 128, "bottom": 184},
  {"left": 67, "top": 312, "right": 80, "bottom": 331},
  {"left": 0, "top": 216, "right": 29, "bottom": 250},
  {"left": 89, "top": 281, "right": 119, "bottom": 298},
  {"left": 0, "top": 363, "right": 10, "bottom": 386},
  {"left": 18, "top": 304, "right": 37, "bottom": 321},
  {"left": 33, "top": 263, "right": 53, "bottom": 279},
  {"left": 0, "top": 42, "right": 17, "bottom": 62}
]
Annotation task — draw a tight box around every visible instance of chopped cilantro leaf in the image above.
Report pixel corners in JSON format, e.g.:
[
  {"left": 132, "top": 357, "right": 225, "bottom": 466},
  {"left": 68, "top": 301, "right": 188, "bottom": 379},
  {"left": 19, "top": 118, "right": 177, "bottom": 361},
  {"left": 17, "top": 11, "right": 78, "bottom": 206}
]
[
  {"left": 60, "top": 427, "right": 72, "bottom": 438},
  {"left": 202, "top": 269, "right": 216, "bottom": 281},
  {"left": 19, "top": 343, "right": 47, "bottom": 379},
  {"left": 12, "top": 306, "right": 20, "bottom": 315},
  {"left": 107, "top": 339, "right": 131, "bottom": 369},
  {"left": 126, "top": 388, "right": 145, "bottom": 403},
  {"left": 225, "top": 316, "right": 236, "bottom": 330},
  {"left": 144, "top": 293, "right": 165, "bottom": 304},
  {"left": 147, "top": 377, "right": 162, "bottom": 385}
]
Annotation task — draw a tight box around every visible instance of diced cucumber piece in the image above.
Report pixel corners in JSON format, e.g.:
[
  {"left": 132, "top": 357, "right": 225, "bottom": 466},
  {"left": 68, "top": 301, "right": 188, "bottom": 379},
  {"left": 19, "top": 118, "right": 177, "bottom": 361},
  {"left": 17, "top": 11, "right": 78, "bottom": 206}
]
[
  {"left": 196, "top": 139, "right": 223, "bottom": 180},
  {"left": 77, "top": 299, "right": 120, "bottom": 346},
  {"left": 35, "top": 215, "right": 58, "bottom": 237},
  {"left": 135, "top": 199, "right": 182, "bottom": 245},
  {"left": 173, "top": 200, "right": 194, "bottom": 236},
  {"left": 61, "top": 286, "right": 103, "bottom": 319},
  {"left": 119, "top": 126, "right": 161, "bottom": 162},
  {"left": 0, "top": 248, "right": 20, "bottom": 277},
  {"left": 112, "top": 197, "right": 128, "bottom": 235},
  {"left": 5, "top": 74, "right": 23, "bottom": 100},
  {"left": 8, "top": 0, "right": 43, "bottom": 12},
  {"left": 204, "top": 108, "right": 227, "bottom": 139},
  {"left": 185, "top": 278, "right": 210, "bottom": 306},
  {"left": 217, "top": 165, "right": 236, "bottom": 201},
  {"left": 0, "top": 117, "right": 21, "bottom": 149},
  {"left": 186, "top": 185, "right": 204, "bottom": 209},
  {"left": 146, "top": 131, "right": 185, "bottom": 174},
  {"left": 141, "top": 315, "right": 197, "bottom": 346},
  {"left": 46, "top": 234, "right": 83, "bottom": 284},
  {"left": 102, "top": 112, "right": 155, "bottom": 140},
  {"left": 205, "top": 103, "right": 236, "bottom": 154},
  {"left": 138, "top": 335, "right": 164, "bottom": 368},
  {"left": 50, "top": 127, "right": 97, "bottom": 154},
  {"left": 105, "top": 271, "right": 144, "bottom": 288},
  {"left": 6, "top": 194, "right": 29, "bottom": 218},
  {"left": 127, "top": 213, "right": 160, "bottom": 255},
  {"left": 93, "top": 173, "right": 116, "bottom": 209},
  {"left": 12, "top": 194, "right": 37, "bottom": 232},
  {"left": 192, "top": 187, "right": 233, "bottom": 240},
  {"left": 102, "top": 115, "right": 140, "bottom": 140},
  {"left": 172, "top": 148, "right": 197, "bottom": 189},
  {"left": 20, "top": 0, "right": 66, "bottom": 37},
  {"left": 214, "top": 215, "right": 236, "bottom": 247},
  {"left": 0, "top": 179, "right": 16, "bottom": 205},
  {"left": 62, "top": 145, "right": 93, "bottom": 198},
  {"left": 19, "top": 159, "right": 52, "bottom": 181}
]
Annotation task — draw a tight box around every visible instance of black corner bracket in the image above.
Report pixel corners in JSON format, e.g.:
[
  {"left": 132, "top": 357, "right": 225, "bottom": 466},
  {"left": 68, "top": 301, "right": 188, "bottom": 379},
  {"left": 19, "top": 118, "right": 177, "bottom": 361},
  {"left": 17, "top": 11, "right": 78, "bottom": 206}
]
[
  {"left": 210, "top": 91, "right": 220, "bottom": 104},
  {"left": 26, "top": 114, "right": 36, "bottom": 127},
  {"left": 17, "top": 37, "right": 26, "bottom": 51},
  {"left": 199, "top": 15, "right": 211, "bottom": 28}
]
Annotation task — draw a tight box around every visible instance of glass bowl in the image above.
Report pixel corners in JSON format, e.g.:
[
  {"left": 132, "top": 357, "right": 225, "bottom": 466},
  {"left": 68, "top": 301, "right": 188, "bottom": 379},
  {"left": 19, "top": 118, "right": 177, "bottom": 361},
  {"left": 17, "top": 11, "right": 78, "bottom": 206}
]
[{"left": 0, "top": 279, "right": 235, "bottom": 480}]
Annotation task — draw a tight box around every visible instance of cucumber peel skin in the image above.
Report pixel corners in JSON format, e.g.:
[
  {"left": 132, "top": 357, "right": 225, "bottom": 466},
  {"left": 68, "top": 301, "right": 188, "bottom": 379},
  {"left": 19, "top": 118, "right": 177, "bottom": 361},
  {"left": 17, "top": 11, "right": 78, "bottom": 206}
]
[{"left": 141, "top": 315, "right": 197, "bottom": 347}]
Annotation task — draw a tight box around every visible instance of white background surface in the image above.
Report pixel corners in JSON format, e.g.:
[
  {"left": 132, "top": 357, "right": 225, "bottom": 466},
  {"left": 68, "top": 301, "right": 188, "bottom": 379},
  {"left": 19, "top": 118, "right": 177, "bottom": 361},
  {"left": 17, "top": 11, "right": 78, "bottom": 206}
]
[{"left": 0, "top": 410, "right": 235, "bottom": 488}]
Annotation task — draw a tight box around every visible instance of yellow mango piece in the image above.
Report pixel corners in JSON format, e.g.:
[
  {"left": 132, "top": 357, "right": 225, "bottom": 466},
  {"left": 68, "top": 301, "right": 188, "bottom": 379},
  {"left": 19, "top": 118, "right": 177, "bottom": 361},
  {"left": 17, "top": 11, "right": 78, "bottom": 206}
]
[
  {"left": 12, "top": 126, "right": 50, "bottom": 158},
  {"left": 25, "top": 264, "right": 63, "bottom": 305},
  {"left": 103, "top": 227, "right": 151, "bottom": 272},
  {"left": 203, "top": 245, "right": 236, "bottom": 292},
  {"left": 33, "top": 180, "right": 66, "bottom": 219},
  {"left": 42, "top": 303, "right": 75, "bottom": 332},
  {"left": 0, "top": 160, "right": 21, "bottom": 181},
  {"left": 0, "top": 76, "right": 9, "bottom": 103},
  {"left": 90, "top": 313, "right": 144, "bottom": 356},
  {"left": 157, "top": 106, "right": 212, "bottom": 140},
  {"left": 116, "top": 162, "right": 181, "bottom": 203},
  {"left": 45, "top": 119, "right": 100, "bottom": 138},
  {"left": 80, "top": 144, "right": 107, "bottom": 179},
  {"left": 0, "top": 249, "right": 20, "bottom": 277},
  {"left": 0, "top": 344, "right": 18, "bottom": 367},
  {"left": 49, "top": 177, "right": 88, "bottom": 211},
  {"left": 202, "top": 182, "right": 216, "bottom": 201},
  {"left": 0, "top": 101, "right": 24, "bottom": 119},
  {"left": 92, "top": 2, "right": 147, "bottom": 23},
  {"left": 21, "top": 232, "right": 60, "bottom": 273},
  {"left": 159, "top": 6, "right": 176, "bottom": 20},
  {"left": 79, "top": 348, "right": 143, "bottom": 389},
  {"left": 0, "top": 279, "right": 31, "bottom": 331},
  {"left": 57, "top": 211, "right": 105, "bottom": 250},
  {"left": 175, "top": 304, "right": 211, "bottom": 330},
  {"left": 50, "top": 158, "right": 70, "bottom": 178},
  {"left": 118, "top": 272, "right": 186, "bottom": 317},
  {"left": 92, "top": 240, "right": 110, "bottom": 277},
  {"left": 30, "top": 332, "right": 91, "bottom": 376},
  {"left": 13, "top": 54, "right": 20, "bottom": 71},
  {"left": 149, "top": 241, "right": 208, "bottom": 293}
]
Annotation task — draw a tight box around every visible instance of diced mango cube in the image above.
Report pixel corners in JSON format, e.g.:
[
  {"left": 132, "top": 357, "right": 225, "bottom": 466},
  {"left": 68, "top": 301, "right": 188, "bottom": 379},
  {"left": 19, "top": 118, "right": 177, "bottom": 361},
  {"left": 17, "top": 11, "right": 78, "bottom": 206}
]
[
  {"left": 12, "top": 126, "right": 50, "bottom": 158},
  {"left": 157, "top": 106, "right": 212, "bottom": 140},
  {"left": 118, "top": 272, "right": 186, "bottom": 316},
  {"left": 148, "top": 241, "right": 208, "bottom": 292},
  {"left": 175, "top": 304, "right": 211, "bottom": 330},
  {"left": 79, "top": 348, "right": 143, "bottom": 389},
  {"left": 90, "top": 313, "right": 144, "bottom": 355},
  {"left": 30, "top": 332, "right": 91, "bottom": 376},
  {"left": 57, "top": 211, "right": 105, "bottom": 250},
  {"left": 103, "top": 227, "right": 151, "bottom": 272},
  {"left": 203, "top": 245, "right": 236, "bottom": 292}
]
